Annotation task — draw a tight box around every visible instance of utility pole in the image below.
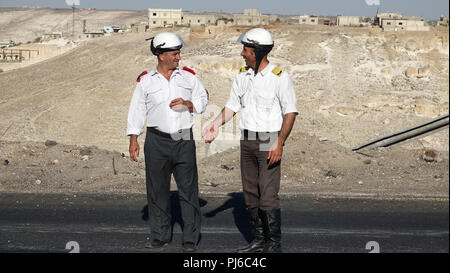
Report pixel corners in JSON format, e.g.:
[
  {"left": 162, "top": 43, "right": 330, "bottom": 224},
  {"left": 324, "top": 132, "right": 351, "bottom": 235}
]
[{"left": 72, "top": 4, "right": 75, "bottom": 36}]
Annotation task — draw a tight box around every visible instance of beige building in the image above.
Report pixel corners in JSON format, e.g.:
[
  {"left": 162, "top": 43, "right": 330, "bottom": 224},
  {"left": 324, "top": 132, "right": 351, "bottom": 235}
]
[
  {"left": 337, "top": 16, "right": 361, "bottom": 26},
  {"left": 41, "top": 32, "right": 63, "bottom": 41},
  {"left": 376, "top": 12, "right": 429, "bottom": 31},
  {"left": 381, "top": 17, "right": 429, "bottom": 31},
  {"left": 147, "top": 8, "right": 270, "bottom": 28},
  {"left": 233, "top": 14, "right": 269, "bottom": 26},
  {"left": 244, "top": 9, "right": 260, "bottom": 16},
  {"left": 438, "top": 16, "right": 449, "bottom": 26},
  {"left": 182, "top": 13, "right": 218, "bottom": 26},
  {"left": 148, "top": 8, "right": 182, "bottom": 27},
  {"left": 299, "top": 15, "right": 319, "bottom": 25}
]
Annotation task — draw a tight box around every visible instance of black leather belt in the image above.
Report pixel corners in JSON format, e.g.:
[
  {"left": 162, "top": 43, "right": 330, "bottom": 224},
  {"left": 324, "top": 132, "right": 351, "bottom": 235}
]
[
  {"left": 148, "top": 127, "right": 192, "bottom": 140},
  {"left": 242, "top": 129, "right": 278, "bottom": 140}
]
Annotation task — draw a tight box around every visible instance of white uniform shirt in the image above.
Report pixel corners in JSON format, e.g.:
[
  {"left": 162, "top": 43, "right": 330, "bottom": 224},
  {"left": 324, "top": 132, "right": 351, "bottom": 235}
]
[
  {"left": 126, "top": 68, "right": 208, "bottom": 135},
  {"left": 225, "top": 63, "right": 298, "bottom": 132}
]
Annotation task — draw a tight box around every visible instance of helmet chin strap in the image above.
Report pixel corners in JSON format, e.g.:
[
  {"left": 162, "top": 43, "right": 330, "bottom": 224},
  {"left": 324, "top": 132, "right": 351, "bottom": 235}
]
[
  {"left": 253, "top": 46, "right": 272, "bottom": 76},
  {"left": 254, "top": 55, "right": 263, "bottom": 76}
]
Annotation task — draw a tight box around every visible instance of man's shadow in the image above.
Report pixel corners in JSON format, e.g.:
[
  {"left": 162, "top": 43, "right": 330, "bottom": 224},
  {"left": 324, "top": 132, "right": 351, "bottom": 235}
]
[
  {"left": 141, "top": 191, "right": 207, "bottom": 243},
  {"left": 203, "top": 192, "right": 252, "bottom": 243}
]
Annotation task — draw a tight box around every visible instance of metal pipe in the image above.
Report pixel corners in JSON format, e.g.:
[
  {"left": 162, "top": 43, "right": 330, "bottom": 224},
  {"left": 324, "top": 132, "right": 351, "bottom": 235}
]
[{"left": 352, "top": 114, "right": 449, "bottom": 151}]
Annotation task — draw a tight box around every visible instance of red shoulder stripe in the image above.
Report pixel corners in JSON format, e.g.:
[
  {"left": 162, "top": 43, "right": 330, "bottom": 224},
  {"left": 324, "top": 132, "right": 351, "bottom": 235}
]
[
  {"left": 182, "top": 66, "right": 195, "bottom": 75},
  {"left": 136, "top": 70, "right": 148, "bottom": 82}
]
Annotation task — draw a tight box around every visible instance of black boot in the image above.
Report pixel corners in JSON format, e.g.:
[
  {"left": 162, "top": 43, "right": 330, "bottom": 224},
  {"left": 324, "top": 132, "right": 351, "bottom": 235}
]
[
  {"left": 261, "top": 208, "right": 282, "bottom": 253},
  {"left": 236, "top": 208, "right": 266, "bottom": 253}
]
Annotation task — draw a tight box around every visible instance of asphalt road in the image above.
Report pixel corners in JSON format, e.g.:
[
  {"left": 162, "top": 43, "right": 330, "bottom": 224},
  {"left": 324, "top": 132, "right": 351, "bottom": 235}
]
[{"left": 0, "top": 192, "right": 448, "bottom": 253}]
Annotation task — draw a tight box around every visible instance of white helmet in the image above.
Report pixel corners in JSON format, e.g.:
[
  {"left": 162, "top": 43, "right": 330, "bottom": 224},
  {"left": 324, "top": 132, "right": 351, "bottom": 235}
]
[
  {"left": 149, "top": 32, "right": 184, "bottom": 56},
  {"left": 237, "top": 28, "right": 274, "bottom": 75},
  {"left": 237, "top": 28, "right": 274, "bottom": 46}
]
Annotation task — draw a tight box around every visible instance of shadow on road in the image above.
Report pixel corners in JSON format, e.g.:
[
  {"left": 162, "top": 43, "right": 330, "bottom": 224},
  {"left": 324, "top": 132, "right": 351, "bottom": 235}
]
[
  {"left": 203, "top": 192, "right": 252, "bottom": 243},
  {"left": 140, "top": 191, "right": 207, "bottom": 243}
]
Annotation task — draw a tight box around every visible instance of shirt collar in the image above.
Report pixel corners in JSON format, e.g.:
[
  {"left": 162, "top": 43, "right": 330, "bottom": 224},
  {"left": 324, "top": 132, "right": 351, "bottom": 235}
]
[
  {"left": 259, "top": 63, "right": 274, "bottom": 77},
  {"left": 246, "top": 63, "right": 274, "bottom": 77},
  {"left": 150, "top": 67, "right": 182, "bottom": 77}
]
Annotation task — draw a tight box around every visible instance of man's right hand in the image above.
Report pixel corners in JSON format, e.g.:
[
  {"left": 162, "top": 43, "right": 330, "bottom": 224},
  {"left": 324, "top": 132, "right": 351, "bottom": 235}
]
[
  {"left": 202, "top": 123, "right": 219, "bottom": 143},
  {"left": 129, "top": 135, "right": 140, "bottom": 162}
]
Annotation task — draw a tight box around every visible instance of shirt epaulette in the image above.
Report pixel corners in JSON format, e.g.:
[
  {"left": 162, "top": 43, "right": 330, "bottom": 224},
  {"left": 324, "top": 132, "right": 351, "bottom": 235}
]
[
  {"left": 136, "top": 70, "right": 148, "bottom": 82},
  {"left": 182, "top": 66, "right": 196, "bottom": 75},
  {"left": 272, "top": 67, "right": 284, "bottom": 77},
  {"left": 239, "top": 66, "right": 249, "bottom": 74}
]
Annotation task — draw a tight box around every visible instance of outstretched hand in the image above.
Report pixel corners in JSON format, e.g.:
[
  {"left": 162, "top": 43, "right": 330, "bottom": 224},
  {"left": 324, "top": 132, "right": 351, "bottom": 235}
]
[{"left": 203, "top": 123, "right": 219, "bottom": 143}]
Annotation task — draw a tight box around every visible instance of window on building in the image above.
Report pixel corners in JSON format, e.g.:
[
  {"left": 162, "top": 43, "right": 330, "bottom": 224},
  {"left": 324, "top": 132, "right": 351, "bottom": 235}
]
[
  {"left": 398, "top": 22, "right": 403, "bottom": 25},
  {"left": 249, "top": 20, "right": 252, "bottom": 23},
  {"left": 311, "top": 19, "right": 315, "bottom": 22},
  {"left": 153, "top": 21, "right": 156, "bottom": 24},
  {"left": 208, "top": 20, "right": 211, "bottom": 23},
  {"left": 387, "top": 22, "right": 391, "bottom": 25},
  {"left": 198, "top": 20, "right": 201, "bottom": 23},
  {"left": 153, "top": 13, "right": 157, "bottom": 16},
  {"left": 302, "top": 19, "right": 306, "bottom": 22}
]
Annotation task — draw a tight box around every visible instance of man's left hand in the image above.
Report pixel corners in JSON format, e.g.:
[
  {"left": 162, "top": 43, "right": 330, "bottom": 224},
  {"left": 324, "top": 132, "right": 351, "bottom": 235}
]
[{"left": 267, "top": 140, "right": 283, "bottom": 166}]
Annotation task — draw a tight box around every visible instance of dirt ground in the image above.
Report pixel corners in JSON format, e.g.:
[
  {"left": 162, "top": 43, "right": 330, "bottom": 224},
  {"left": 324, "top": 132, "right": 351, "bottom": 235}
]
[
  {"left": 0, "top": 136, "right": 448, "bottom": 199},
  {"left": 0, "top": 9, "right": 448, "bottom": 199}
]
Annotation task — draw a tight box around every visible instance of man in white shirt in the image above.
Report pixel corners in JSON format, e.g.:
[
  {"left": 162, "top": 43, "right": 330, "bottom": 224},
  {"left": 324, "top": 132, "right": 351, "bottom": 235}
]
[
  {"left": 203, "top": 28, "right": 298, "bottom": 253},
  {"left": 127, "top": 32, "right": 208, "bottom": 252}
]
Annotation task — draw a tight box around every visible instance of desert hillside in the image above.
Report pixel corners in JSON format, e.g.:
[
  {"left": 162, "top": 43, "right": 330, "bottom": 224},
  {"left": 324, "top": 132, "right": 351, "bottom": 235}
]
[
  {"left": 0, "top": 8, "right": 146, "bottom": 43},
  {"left": 0, "top": 8, "right": 448, "bottom": 196},
  {"left": 1, "top": 14, "right": 448, "bottom": 156}
]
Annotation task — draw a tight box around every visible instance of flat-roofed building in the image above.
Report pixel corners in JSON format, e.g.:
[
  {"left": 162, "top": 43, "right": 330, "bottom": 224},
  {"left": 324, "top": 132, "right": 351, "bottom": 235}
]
[
  {"left": 182, "top": 13, "right": 218, "bottom": 26},
  {"left": 244, "top": 9, "right": 260, "bottom": 16},
  {"left": 337, "top": 16, "right": 361, "bottom": 26},
  {"left": 148, "top": 8, "right": 182, "bottom": 27},
  {"left": 299, "top": 15, "right": 319, "bottom": 25}
]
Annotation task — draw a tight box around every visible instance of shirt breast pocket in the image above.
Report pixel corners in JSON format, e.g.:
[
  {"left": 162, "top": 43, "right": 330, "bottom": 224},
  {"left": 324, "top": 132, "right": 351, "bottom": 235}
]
[
  {"left": 177, "top": 81, "right": 193, "bottom": 101},
  {"left": 256, "top": 92, "right": 276, "bottom": 113},
  {"left": 146, "top": 85, "right": 168, "bottom": 106}
]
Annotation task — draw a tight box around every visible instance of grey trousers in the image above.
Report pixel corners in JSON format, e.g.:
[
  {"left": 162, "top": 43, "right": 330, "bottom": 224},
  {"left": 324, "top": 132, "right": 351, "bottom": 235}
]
[
  {"left": 240, "top": 131, "right": 281, "bottom": 210},
  {"left": 144, "top": 127, "right": 201, "bottom": 245}
]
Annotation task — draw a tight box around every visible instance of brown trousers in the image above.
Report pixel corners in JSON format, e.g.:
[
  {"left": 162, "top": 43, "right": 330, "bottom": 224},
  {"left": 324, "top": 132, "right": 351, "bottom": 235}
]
[{"left": 240, "top": 131, "right": 281, "bottom": 210}]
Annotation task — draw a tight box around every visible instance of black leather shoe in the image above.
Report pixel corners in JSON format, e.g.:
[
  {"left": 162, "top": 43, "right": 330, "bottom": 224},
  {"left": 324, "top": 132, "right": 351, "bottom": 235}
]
[
  {"left": 145, "top": 239, "right": 168, "bottom": 249},
  {"left": 183, "top": 242, "right": 197, "bottom": 253}
]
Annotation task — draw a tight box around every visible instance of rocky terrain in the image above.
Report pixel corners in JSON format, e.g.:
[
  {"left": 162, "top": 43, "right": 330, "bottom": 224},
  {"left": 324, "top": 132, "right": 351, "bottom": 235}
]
[{"left": 0, "top": 9, "right": 448, "bottom": 198}]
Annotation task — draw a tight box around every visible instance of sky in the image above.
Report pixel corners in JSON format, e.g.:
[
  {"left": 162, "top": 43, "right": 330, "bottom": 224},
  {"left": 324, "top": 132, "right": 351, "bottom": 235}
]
[{"left": 0, "top": 0, "right": 448, "bottom": 19}]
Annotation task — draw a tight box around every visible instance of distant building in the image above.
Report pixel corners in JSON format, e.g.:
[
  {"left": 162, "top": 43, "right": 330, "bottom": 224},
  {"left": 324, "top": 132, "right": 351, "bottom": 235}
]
[
  {"left": 244, "top": 9, "right": 260, "bottom": 16},
  {"left": 233, "top": 14, "right": 269, "bottom": 26},
  {"left": 336, "top": 16, "right": 361, "bottom": 26},
  {"left": 182, "top": 13, "right": 219, "bottom": 27},
  {"left": 41, "top": 32, "right": 63, "bottom": 41},
  {"left": 438, "top": 16, "right": 449, "bottom": 26},
  {"left": 82, "top": 31, "right": 104, "bottom": 38},
  {"left": 147, "top": 8, "right": 269, "bottom": 28},
  {"left": 0, "top": 40, "right": 14, "bottom": 49},
  {"left": 375, "top": 12, "right": 403, "bottom": 26},
  {"left": 148, "top": 8, "right": 182, "bottom": 27},
  {"left": 299, "top": 15, "right": 319, "bottom": 25},
  {"left": 376, "top": 12, "right": 429, "bottom": 31}
]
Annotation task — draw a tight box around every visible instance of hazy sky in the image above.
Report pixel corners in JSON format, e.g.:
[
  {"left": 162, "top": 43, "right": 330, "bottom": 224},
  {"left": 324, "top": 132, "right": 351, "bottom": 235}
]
[{"left": 0, "top": 0, "right": 448, "bottom": 19}]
